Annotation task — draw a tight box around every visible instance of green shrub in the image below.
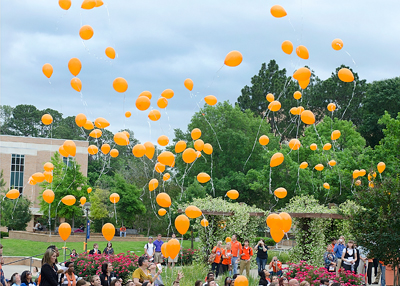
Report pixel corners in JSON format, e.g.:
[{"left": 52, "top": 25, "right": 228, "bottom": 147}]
[
  {"left": 183, "top": 231, "right": 198, "bottom": 240},
  {"left": 1, "top": 232, "right": 8, "bottom": 238},
  {"left": 254, "top": 237, "right": 275, "bottom": 246}
]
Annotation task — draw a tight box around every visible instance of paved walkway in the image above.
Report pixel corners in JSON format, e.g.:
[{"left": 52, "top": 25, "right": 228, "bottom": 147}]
[{"left": 2, "top": 265, "right": 33, "bottom": 280}]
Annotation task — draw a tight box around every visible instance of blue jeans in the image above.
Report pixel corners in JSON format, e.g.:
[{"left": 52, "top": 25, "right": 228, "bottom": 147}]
[
  {"left": 232, "top": 257, "right": 239, "bottom": 275},
  {"left": 120, "top": 231, "right": 126, "bottom": 237},
  {"left": 256, "top": 257, "right": 268, "bottom": 272},
  {"left": 381, "top": 265, "right": 386, "bottom": 286}
]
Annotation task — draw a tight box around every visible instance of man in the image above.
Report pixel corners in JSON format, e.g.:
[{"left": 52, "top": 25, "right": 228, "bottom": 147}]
[
  {"left": 153, "top": 234, "right": 164, "bottom": 264},
  {"left": 33, "top": 222, "right": 43, "bottom": 232},
  {"left": 357, "top": 245, "right": 368, "bottom": 284},
  {"left": 333, "top": 236, "right": 345, "bottom": 274},
  {"left": 268, "top": 256, "right": 282, "bottom": 276},
  {"left": 239, "top": 240, "right": 253, "bottom": 277},
  {"left": 288, "top": 279, "right": 299, "bottom": 286},
  {"left": 0, "top": 244, "right": 5, "bottom": 286},
  {"left": 168, "top": 234, "right": 179, "bottom": 268},
  {"left": 132, "top": 256, "right": 161, "bottom": 286},
  {"left": 330, "top": 238, "right": 336, "bottom": 250},
  {"left": 89, "top": 243, "right": 101, "bottom": 255},
  {"left": 202, "top": 272, "right": 219, "bottom": 286},
  {"left": 120, "top": 226, "right": 127, "bottom": 237},
  {"left": 144, "top": 237, "right": 155, "bottom": 261},
  {"left": 230, "top": 234, "right": 242, "bottom": 275}
]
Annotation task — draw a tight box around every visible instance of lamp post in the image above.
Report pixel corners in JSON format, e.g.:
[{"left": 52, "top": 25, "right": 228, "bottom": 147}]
[{"left": 83, "top": 202, "right": 91, "bottom": 252}]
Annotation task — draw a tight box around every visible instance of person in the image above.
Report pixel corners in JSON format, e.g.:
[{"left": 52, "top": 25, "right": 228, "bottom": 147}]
[
  {"left": 40, "top": 248, "right": 58, "bottom": 286},
  {"left": 89, "top": 244, "right": 101, "bottom": 255},
  {"left": 0, "top": 244, "right": 6, "bottom": 286},
  {"left": 379, "top": 260, "right": 386, "bottom": 286},
  {"left": 90, "top": 276, "right": 101, "bottom": 286},
  {"left": 172, "top": 271, "right": 184, "bottom": 286},
  {"left": 239, "top": 240, "right": 253, "bottom": 277},
  {"left": 353, "top": 243, "right": 360, "bottom": 274},
  {"left": 74, "top": 225, "right": 84, "bottom": 233},
  {"left": 221, "top": 242, "right": 232, "bottom": 275},
  {"left": 223, "top": 277, "right": 232, "bottom": 286},
  {"left": 148, "top": 263, "right": 163, "bottom": 286},
  {"left": 33, "top": 222, "right": 43, "bottom": 232},
  {"left": 46, "top": 245, "right": 63, "bottom": 274},
  {"left": 333, "top": 236, "right": 345, "bottom": 274},
  {"left": 144, "top": 237, "right": 155, "bottom": 261},
  {"left": 11, "top": 273, "right": 21, "bottom": 286},
  {"left": 211, "top": 241, "right": 223, "bottom": 277},
  {"left": 202, "top": 273, "right": 219, "bottom": 286},
  {"left": 61, "top": 262, "right": 79, "bottom": 286},
  {"left": 278, "top": 277, "right": 289, "bottom": 286},
  {"left": 299, "top": 282, "right": 309, "bottom": 286},
  {"left": 330, "top": 238, "right": 336, "bottom": 251},
  {"left": 323, "top": 245, "right": 336, "bottom": 272},
  {"left": 230, "top": 235, "right": 242, "bottom": 275},
  {"left": 153, "top": 235, "right": 164, "bottom": 264},
  {"left": 32, "top": 267, "right": 40, "bottom": 283},
  {"left": 70, "top": 249, "right": 77, "bottom": 259},
  {"left": 76, "top": 280, "right": 86, "bottom": 286},
  {"left": 100, "top": 262, "right": 118, "bottom": 286},
  {"left": 271, "top": 277, "right": 279, "bottom": 284},
  {"left": 103, "top": 242, "right": 114, "bottom": 255},
  {"left": 330, "top": 283, "right": 340, "bottom": 286},
  {"left": 21, "top": 271, "right": 36, "bottom": 286},
  {"left": 120, "top": 226, "right": 127, "bottom": 237},
  {"left": 357, "top": 245, "right": 368, "bottom": 281},
  {"left": 319, "top": 278, "right": 329, "bottom": 286},
  {"left": 269, "top": 283, "right": 278, "bottom": 286},
  {"left": 168, "top": 234, "right": 179, "bottom": 268},
  {"left": 132, "top": 256, "right": 161, "bottom": 286},
  {"left": 269, "top": 257, "right": 282, "bottom": 277},
  {"left": 258, "top": 270, "right": 270, "bottom": 286},
  {"left": 341, "top": 240, "right": 357, "bottom": 272},
  {"left": 288, "top": 279, "right": 299, "bottom": 286},
  {"left": 195, "top": 280, "right": 202, "bottom": 286},
  {"left": 110, "top": 280, "right": 121, "bottom": 286},
  {"left": 255, "top": 239, "right": 268, "bottom": 272}
]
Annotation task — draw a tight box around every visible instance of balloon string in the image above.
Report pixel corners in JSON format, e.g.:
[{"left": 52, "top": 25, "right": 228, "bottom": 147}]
[
  {"left": 341, "top": 81, "right": 357, "bottom": 120},
  {"left": 269, "top": 167, "right": 272, "bottom": 195},
  {"left": 11, "top": 196, "right": 19, "bottom": 220},
  {"left": 49, "top": 205, "right": 52, "bottom": 238},
  {"left": 344, "top": 50, "right": 357, "bottom": 67},
  {"left": 207, "top": 64, "right": 224, "bottom": 90},
  {"left": 201, "top": 113, "right": 223, "bottom": 151},
  {"left": 114, "top": 203, "right": 117, "bottom": 224},
  {"left": 210, "top": 153, "right": 215, "bottom": 197}
]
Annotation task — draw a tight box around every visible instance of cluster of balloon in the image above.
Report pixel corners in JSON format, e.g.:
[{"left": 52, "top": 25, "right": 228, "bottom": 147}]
[
  {"left": 59, "top": 140, "right": 76, "bottom": 158},
  {"left": 266, "top": 212, "right": 292, "bottom": 243},
  {"left": 102, "top": 223, "right": 115, "bottom": 241}
]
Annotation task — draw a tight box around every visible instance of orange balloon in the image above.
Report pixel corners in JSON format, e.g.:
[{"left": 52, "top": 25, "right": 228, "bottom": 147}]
[
  {"left": 155, "top": 162, "right": 166, "bottom": 173},
  {"left": 203, "top": 143, "right": 213, "bottom": 155},
  {"left": 293, "top": 67, "right": 311, "bottom": 81},
  {"left": 44, "top": 171, "right": 53, "bottom": 183},
  {"left": 369, "top": 181, "right": 374, "bottom": 188},
  {"left": 175, "top": 141, "right": 187, "bottom": 153},
  {"left": 175, "top": 214, "right": 190, "bottom": 235},
  {"left": 293, "top": 91, "right": 302, "bottom": 100},
  {"left": 226, "top": 189, "right": 239, "bottom": 200},
  {"left": 161, "top": 242, "right": 169, "bottom": 258},
  {"left": 355, "top": 180, "right": 362, "bottom": 186},
  {"left": 191, "top": 128, "right": 201, "bottom": 140},
  {"left": 94, "top": 117, "right": 110, "bottom": 129},
  {"left": 331, "top": 130, "right": 341, "bottom": 140},
  {"left": 43, "top": 162, "right": 54, "bottom": 172},
  {"left": 259, "top": 135, "right": 269, "bottom": 146},
  {"left": 204, "top": 95, "right": 218, "bottom": 106},
  {"left": 148, "top": 110, "right": 161, "bottom": 121},
  {"left": 41, "top": 114, "right": 53, "bottom": 125},
  {"left": 142, "top": 142, "right": 154, "bottom": 159},
  {"left": 113, "top": 132, "right": 129, "bottom": 146},
  {"left": 71, "top": 77, "right": 82, "bottom": 92},
  {"left": 157, "top": 98, "right": 168, "bottom": 109},
  {"left": 315, "top": 164, "right": 324, "bottom": 171},
  {"left": 338, "top": 68, "right": 354, "bottom": 82},
  {"left": 28, "top": 177, "right": 37, "bottom": 186},
  {"left": 58, "top": 146, "right": 69, "bottom": 157},
  {"left": 158, "top": 208, "right": 167, "bottom": 216},
  {"left": 310, "top": 143, "right": 317, "bottom": 151},
  {"left": 234, "top": 276, "right": 249, "bottom": 286},
  {"left": 196, "top": 151, "right": 202, "bottom": 158},
  {"left": 201, "top": 219, "right": 209, "bottom": 227},
  {"left": 268, "top": 101, "right": 281, "bottom": 112},
  {"left": 6, "top": 189, "right": 19, "bottom": 200},
  {"left": 182, "top": 148, "right": 197, "bottom": 164},
  {"left": 224, "top": 51, "right": 243, "bottom": 67},
  {"left": 156, "top": 192, "right": 171, "bottom": 208},
  {"left": 163, "top": 173, "right": 171, "bottom": 181},
  {"left": 105, "top": 47, "right": 116, "bottom": 59},
  {"left": 59, "top": 223, "right": 72, "bottom": 241},
  {"left": 185, "top": 206, "right": 202, "bottom": 219},
  {"left": 95, "top": 0, "right": 103, "bottom": 7},
  {"left": 288, "top": 139, "right": 301, "bottom": 150},
  {"left": 157, "top": 151, "right": 175, "bottom": 166},
  {"left": 113, "top": 77, "right": 128, "bottom": 93},
  {"left": 266, "top": 93, "right": 275, "bottom": 102},
  {"left": 68, "top": 58, "right": 82, "bottom": 76},
  {"left": 281, "top": 41, "right": 293, "bottom": 55},
  {"left": 327, "top": 103, "right": 336, "bottom": 112},
  {"left": 87, "top": 187, "right": 92, "bottom": 194},
  {"left": 270, "top": 227, "right": 285, "bottom": 243},
  {"left": 89, "top": 129, "right": 102, "bottom": 138},
  {"left": 80, "top": 197, "right": 86, "bottom": 205},
  {"left": 139, "top": 91, "right": 152, "bottom": 99},
  {"left": 161, "top": 89, "right": 174, "bottom": 99},
  {"left": 279, "top": 212, "right": 292, "bottom": 233},
  {"left": 329, "top": 160, "right": 337, "bottom": 167},
  {"left": 75, "top": 113, "right": 87, "bottom": 127},
  {"left": 331, "top": 39, "right": 343, "bottom": 51},
  {"left": 166, "top": 238, "right": 180, "bottom": 259},
  {"left": 298, "top": 78, "right": 310, "bottom": 89},
  {"left": 270, "top": 5, "right": 287, "bottom": 18},
  {"left": 102, "top": 223, "right": 115, "bottom": 241},
  {"left": 136, "top": 96, "right": 151, "bottom": 111},
  {"left": 110, "top": 193, "right": 120, "bottom": 203},
  {"left": 323, "top": 143, "right": 332, "bottom": 151},
  {"left": 270, "top": 152, "right": 284, "bottom": 167},
  {"left": 79, "top": 25, "right": 94, "bottom": 40},
  {"left": 101, "top": 144, "right": 110, "bottom": 155},
  {"left": 377, "top": 162, "right": 386, "bottom": 173},
  {"left": 184, "top": 78, "right": 193, "bottom": 91},
  {"left": 149, "top": 177, "right": 159, "bottom": 191},
  {"left": 194, "top": 139, "right": 204, "bottom": 151},
  {"left": 43, "top": 189, "right": 55, "bottom": 204},
  {"left": 88, "top": 145, "right": 98, "bottom": 155},
  {"left": 296, "top": 45, "right": 309, "bottom": 60},
  {"left": 59, "top": 0, "right": 71, "bottom": 10},
  {"left": 323, "top": 183, "right": 330, "bottom": 189},
  {"left": 125, "top": 111, "right": 131, "bottom": 118},
  {"left": 81, "top": 0, "right": 96, "bottom": 9},
  {"left": 274, "top": 187, "right": 287, "bottom": 199},
  {"left": 132, "top": 144, "right": 146, "bottom": 158},
  {"left": 83, "top": 120, "right": 94, "bottom": 130},
  {"left": 301, "top": 110, "right": 315, "bottom": 125},
  {"left": 63, "top": 140, "right": 76, "bottom": 156},
  {"left": 299, "top": 162, "right": 308, "bottom": 169},
  {"left": 61, "top": 195, "right": 76, "bottom": 206},
  {"left": 110, "top": 149, "right": 119, "bottom": 158},
  {"left": 42, "top": 63, "right": 53, "bottom": 78},
  {"left": 197, "top": 172, "right": 210, "bottom": 183},
  {"left": 266, "top": 213, "right": 282, "bottom": 229},
  {"left": 157, "top": 135, "right": 169, "bottom": 146}
]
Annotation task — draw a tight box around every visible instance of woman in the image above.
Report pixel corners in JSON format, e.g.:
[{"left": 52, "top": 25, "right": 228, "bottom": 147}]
[
  {"left": 258, "top": 269, "right": 270, "bottom": 286},
  {"left": 132, "top": 256, "right": 161, "bottom": 286},
  {"left": 278, "top": 277, "right": 288, "bottom": 286},
  {"left": 40, "top": 248, "right": 58, "bottom": 286},
  {"left": 100, "top": 263, "right": 118, "bottom": 286},
  {"left": 323, "top": 244, "right": 337, "bottom": 272},
  {"left": 70, "top": 249, "right": 77, "bottom": 259},
  {"left": 223, "top": 277, "right": 232, "bottom": 286},
  {"left": 103, "top": 242, "right": 114, "bottom": 255},
  {"left": 21, "top": 271, "right": 36, "bottom": 286},
  {"left": 211, "top": 241, "right": 223, "bottom": 278},
  {"left": 32, "top": 268, "right": 40, "bottom": 283},
  {"left": 221, "top": 243, "right": 232, "bottom": 275},
  {"left": 299, "top": 282, "right": 310, "bottom": 286},
  {"left": 148, "top": 263, "right": 163, "bottom": 286},
  {"left": 255, "top": 239, "right": 268, "bottom": 272},
  {"left": 61, "top": 262, "right": 79, "bottom": 286},
  {"left": 341, "top": 240, "right": 357, "bottom": 272},
  {"left": 110, "top": 280, "right": 121, "bottom": 286},
  {"left": 11, "top": 273, "right": 21, "bottom": 286},
  {"left": 90, "top": 276, "right": 101, "bottom": 286}
]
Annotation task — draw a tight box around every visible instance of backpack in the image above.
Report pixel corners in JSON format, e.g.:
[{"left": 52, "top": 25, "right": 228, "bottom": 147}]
[{"left": 208, "top": 253, "right": 216, "bottom": 264}]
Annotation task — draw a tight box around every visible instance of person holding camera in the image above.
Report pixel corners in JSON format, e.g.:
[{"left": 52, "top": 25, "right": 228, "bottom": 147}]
[
  {"left": 269, "top": 257, "right": 282, "bottom": 277},
  {"left": 333, "top": 236, "right": 346, "bottom": 274},
  {"left": 255, "top": 239, "right": 268, "bottom": 272}
]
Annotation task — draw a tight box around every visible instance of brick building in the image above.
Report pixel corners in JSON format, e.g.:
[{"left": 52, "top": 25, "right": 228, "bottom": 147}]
[{"left": 0, "top": 135, "right": 88, "bottom": 230}]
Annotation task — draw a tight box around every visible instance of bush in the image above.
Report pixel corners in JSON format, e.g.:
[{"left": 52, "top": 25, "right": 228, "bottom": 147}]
[
  {"left": 177, "top": 248, "right": 199, "bottom": 265},
  {"left": 267, "top": 250, "right": 290, "bottom": 264},
  {"left": 254, "top": 237, "right": 276, "bottom": 246},
  {"left": 1, "top": 232, "right": 9, "bottom": 238},
  {"left": 72, "top": 252, "right": 138, "bottom": 282},
  {"left": 183, "top": 231, "right": 198, "bottom": 240}
]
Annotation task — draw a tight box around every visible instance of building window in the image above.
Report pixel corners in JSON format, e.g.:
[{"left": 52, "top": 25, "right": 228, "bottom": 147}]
[
  {"left": 63, "top": 156, "right": 74, "bottom": 168},
  {"left": 10, "top": 154, "right": 24, "bottom": 193}
]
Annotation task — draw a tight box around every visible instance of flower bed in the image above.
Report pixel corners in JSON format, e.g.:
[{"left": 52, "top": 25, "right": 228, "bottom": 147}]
[
  {"left": 177, "top": 248, "right": 198, "bottom": 265},
  {"left": 286, "top": 261, "right": 364, "bottom": 286},
  {"left": 72, "top": 252, "right": 139, "bottom": 282}
]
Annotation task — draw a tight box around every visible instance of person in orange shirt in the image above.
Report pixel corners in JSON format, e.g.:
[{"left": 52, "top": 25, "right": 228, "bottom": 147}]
[
  {"left": 120, "top": 226, "right": 127, "bottom": 237},
  {"left": 212, "top": 241, "right": 223, "bottom": 277},
  {"left": 230, "top": 234, "right": 242, "bottom": 275},
  {"left": 269, "top": 256, "right": 282, "bottom": 276},
  {"left": 239, "top": 240, "right": 253, "bottom": 276},
  {"left": 221, "top": 242, "right": 232, "bottom": 275}
]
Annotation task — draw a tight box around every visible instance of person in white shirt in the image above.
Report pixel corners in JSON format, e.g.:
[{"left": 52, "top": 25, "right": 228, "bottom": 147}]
[
  {"left": 341, "top": 240, "right": 357, "bottom": 272},
  {"left": 144, "top": 237, "right": 155, "bottom": 261}
]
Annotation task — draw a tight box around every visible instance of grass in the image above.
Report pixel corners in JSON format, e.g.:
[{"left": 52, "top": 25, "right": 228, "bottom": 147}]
[{"left": 0, "top": 238, "right": 199, "bottom": 258}]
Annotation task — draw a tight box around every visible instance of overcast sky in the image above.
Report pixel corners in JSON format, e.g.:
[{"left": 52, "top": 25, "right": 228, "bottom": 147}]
[{"left": 1, "top": 0, "right": 400, "bottom": 144}]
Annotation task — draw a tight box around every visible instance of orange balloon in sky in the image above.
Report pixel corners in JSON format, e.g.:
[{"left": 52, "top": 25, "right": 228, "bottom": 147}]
[
  {"left": 102, "top": 223, "right": 115, "bottom": 241},
  {"left": 110, "top": 149, "right": 119, "bottom": 158},
  {"left": 155, "top": 163, "right": 165, "bottom": 174},
  {"left": 185, "top": 206, "right": 202, "bottom": 219},
  {"left": 191, "top": 128, "right": 201, "bottom": 140},
  {"left": 42, "top": 64, "right": 53, "bottom": 78},
  {"left": 83, "top": 120, "right": 94, "bottom": 130},
  {"left": 224, "top": 51, "right": 243, "bottom": 67},
  {"left": 81, "top": 0, "right": 96, "bottom": 9},
  {"left": 338, "top": 68, "right": 354, "bottom": 82},
  {"left": 6, "top": 189, "right": 20, "bottom": 200},
  {"left": 259, "top": 135, "right": 269, "bottom": 146},
  {"left": 58, "top": 146, "right": 69, "bottom": 157},
  {"left": 101, "top": 144, "right": 110, "bottom": 154},
  {"left": 41, "top": 114, "right": 53, "bottom": 125},
  {"left": 148, "top": 110, "right": 161, "bottom": 121},
  {"left": 125, "top": 111, "right": 131, "bottom": 118},
  {"left": 293, "top": 91, "right": 302, "bottom": 100},
  {"left": 156, "top": 192, "right": 171, "bottom": 208},
  {"left": 71, "top": 78, "right": 82, "bottom": 92},
  {"left": 139, "top": 91, "right": 152, "bottom": 99},
  {"left": 204, "top": 95, "right": 218, "bottom": 106},
  {"left": 157, "top": 151, "right": 175, "bottom": 167},
  {"left": 63, "top": 140, "right": 76, "bottom": 157},
  {"left": 203, "top": 143, "right": 213, "bottom": 155},
  {"left": 161, "top": 89, "right": 174, "bottom": 99},
  {"left": 157, "top": 98, "right": 168, "bottom": 109},
  {"left": 89, "top": 129, "right": 102, "bottom": 138},
  {"left": 175, "top": 141, "right": 187, "bottom": 153},
  {"left": 266, "top": 93, "right": 274, "bottom": 102},
  {"left": 75, "top": 113, "right": 87, "bottom": 127},
  {"left": 43, "top": 162, "right": 54, "bottom": 172},
  {"left": 59, "top": 223, "right": 72, "bottom": 241},
  {"left": 281, "top": 41, "right": 293, "bottom": 55},
  {"left": 166, "top": 239, "right": 180, "bottom": 259},
  {"left": 88, "top": 145, "right": 98, "bottom": 155},
  {"left": 68, "top": 58, "right": 82, "bottom": 76},
  {"left": 79, "top": 25, "right": 94, "bottom": 40},
  {"left": 327, "top": 103, "right": 336, "bottom": 112},
  {"left": 301, "top": 110, "right": 315, "bottom": 125},
  {"left": 184, "top": 78, "right": 193, "bottom": 91},
  {"left": 296, "top": 45, "right": 309, "bottom": 60},
  {"left": 59, "top": 0, "right": 71, "bottom": 10},
  {"left": 43, "top": 189, "right": 55, "bottom": 204},
  {"left": 95, "top": 117, "right": 110, "bottom": 128},
  {"left": 331, "top": 39, "right": 343, "bottom": 51},
  {"left": 182, "top": 148, "right": 197, "bottom": 164},
  {"left": 136, "top": 96, "right": 151, "bottom": 111},
  {"left": 61, "top": 195, "right": 76, "bottom": 206},
  {"left": 298, "top": 78, "right": 310, "bottom": 90},
  {"left": 132, "top": 144, "right": 146, "bottom": 157},
  {"left": 270, "top": 5, "right": 287, "bottom": 18},
  {"left": 105, "top": 47, "right": 116, "bottom": 59},
  {"left": 175, "top": 214, "right": 190, "bottom": 235},
  {"left": 157, "top": 135, "right": 169, "bottom": 146},
  {"left": 143, "top": 142, "right": 155, "bottom": 160},
  {"left": 270, "top": 152, "right": 284, "bottom": 167},
  {"left": 293, "top": 67, "right": 311, "bottom": 81},
  {"left": 113, "top": 77, "right": 128, "bottom": 93}
]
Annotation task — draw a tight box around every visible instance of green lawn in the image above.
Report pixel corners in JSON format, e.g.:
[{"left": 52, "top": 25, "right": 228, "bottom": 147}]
[{"left": 0, "top": 238, "right": 199, "bottom": 258}]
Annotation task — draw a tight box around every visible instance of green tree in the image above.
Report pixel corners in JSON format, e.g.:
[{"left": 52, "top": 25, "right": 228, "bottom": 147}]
[
  {"left": 1, "top": 195, "right": 32, "bottom": 231},
  {"left": 89, "top": 187, "right": 111, "bottom": 221}
]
